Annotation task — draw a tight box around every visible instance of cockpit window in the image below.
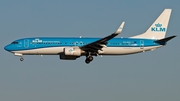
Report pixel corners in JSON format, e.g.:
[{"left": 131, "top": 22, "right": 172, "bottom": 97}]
[{"left": 11, "top": 42, "right": 18, "bottom": 44}]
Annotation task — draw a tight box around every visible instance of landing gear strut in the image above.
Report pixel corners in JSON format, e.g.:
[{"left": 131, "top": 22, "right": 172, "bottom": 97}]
[
  {"left": 20, "top": 57, "right": 24, "bottom": 61},
  {"left": 85, "top": 56, "right": 93, "bottom": 64}
]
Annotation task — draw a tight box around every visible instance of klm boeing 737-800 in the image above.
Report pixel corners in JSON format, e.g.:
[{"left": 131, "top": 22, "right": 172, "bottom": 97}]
[{"left": 4, "top": 9, "right": 176, "bottom": 64}]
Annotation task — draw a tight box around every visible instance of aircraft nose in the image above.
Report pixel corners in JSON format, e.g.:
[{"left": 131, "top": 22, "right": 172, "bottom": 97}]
[{"left": 4, "top": 45, "right": 11, "bottom": 51}]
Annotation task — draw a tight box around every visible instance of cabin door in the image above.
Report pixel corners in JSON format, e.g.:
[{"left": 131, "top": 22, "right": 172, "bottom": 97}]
[
  {"left": 24, "top": 39, "right": 29, "bottom": 48},
  {"left": 140, "top": 40, "right": 144, "bottom": 49}
]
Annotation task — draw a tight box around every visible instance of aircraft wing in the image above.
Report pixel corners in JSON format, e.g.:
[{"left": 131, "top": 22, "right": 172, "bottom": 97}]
[{"left": 81, "top": 22, "right": 125, "bottom": 52}]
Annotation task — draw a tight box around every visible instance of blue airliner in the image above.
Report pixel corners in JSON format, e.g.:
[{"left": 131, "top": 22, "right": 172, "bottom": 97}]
[{"left": 4, "top": 9, "right": 176, "bottom": 64}]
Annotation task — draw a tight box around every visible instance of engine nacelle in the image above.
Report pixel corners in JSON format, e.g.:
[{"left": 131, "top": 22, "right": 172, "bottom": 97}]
[{"left": 64, "top": 47, "right": 82, "bottom": 56}]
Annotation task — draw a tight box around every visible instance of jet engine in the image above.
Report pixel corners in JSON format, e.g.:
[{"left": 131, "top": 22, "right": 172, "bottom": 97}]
[
  {"left": 64, "top": 47, "right": 82, "bottom": 56},
  {"left": 59, "top": 47, "right": 82, "bottom": 60}
]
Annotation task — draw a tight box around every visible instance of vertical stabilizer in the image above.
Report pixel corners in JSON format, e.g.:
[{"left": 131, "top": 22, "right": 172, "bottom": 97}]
[{"left": 132, "top": 9, "right": 172, "bottom": 39}]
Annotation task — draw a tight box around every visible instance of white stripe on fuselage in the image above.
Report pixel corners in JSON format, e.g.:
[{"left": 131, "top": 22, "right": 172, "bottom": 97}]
[{"left": 11, "top": 45, "right": 162, "bottom": 55}]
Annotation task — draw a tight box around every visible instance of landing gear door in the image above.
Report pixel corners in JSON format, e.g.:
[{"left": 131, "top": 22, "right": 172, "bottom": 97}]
[{"left": 24, "top": 39, "right": 29, "bottom": 48}]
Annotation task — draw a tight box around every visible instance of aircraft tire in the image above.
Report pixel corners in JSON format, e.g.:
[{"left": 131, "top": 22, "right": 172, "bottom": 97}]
[
  {"left": 20, "top": 57, "right": 24, "bottom": 61},
  {"left": 88, "top": 56, "right": 93, "bottom": 61},
  {"left": 85, "top": 59, "right": 90, "bottom": 64}
]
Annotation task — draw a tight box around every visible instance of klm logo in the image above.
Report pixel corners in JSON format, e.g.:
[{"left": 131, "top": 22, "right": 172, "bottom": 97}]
[{"left": 151, "top": 23, "right": 166, "bottom": 32}]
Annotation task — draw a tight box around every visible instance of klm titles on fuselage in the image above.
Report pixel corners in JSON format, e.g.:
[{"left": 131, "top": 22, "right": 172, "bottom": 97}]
[
  {"left": 151, "top": 23, "right": 166, "bottom": 32},
  {"left": 32, "top": 39, "right": 60, "bottom": 43}
]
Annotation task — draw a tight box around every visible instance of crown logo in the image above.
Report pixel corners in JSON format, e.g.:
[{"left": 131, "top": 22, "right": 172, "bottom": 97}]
[
  {"left": 69, "top": 49, "right": 74, "bottom": 53},
  {"left": 155, "top": 23, "right": 162, "bottom": 27},
  {"left": 32, "top": 38, "right": 42, "bottom": 43}
]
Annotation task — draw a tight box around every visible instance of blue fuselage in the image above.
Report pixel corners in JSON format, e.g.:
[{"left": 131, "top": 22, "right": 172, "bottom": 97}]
[{"left": 4, "top": 37, "right": 162, "bottom": 52}]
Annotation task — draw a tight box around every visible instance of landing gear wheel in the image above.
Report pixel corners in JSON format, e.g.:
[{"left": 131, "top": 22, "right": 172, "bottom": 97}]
[
  {"left": 85, "top": 56, "right": 94, "bottom": 64},
  {"left": 88, "top": 56, "right": 93, "bottom": 61},
  {"left": 85, "top": 59, "right": 90, "bottom": 64},
  {"left": 20, "top": 57, "right": 24, "bottom": 61}
]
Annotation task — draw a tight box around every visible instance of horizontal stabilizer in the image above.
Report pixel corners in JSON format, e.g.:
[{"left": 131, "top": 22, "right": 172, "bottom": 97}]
[{"left": 155, "top": 35, "right": 176, "bottom": 43}]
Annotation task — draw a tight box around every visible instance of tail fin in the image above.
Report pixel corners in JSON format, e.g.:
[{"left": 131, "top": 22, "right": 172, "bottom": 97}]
[{"left": 132, "top": 9, "right": 172, "bottom": 39}]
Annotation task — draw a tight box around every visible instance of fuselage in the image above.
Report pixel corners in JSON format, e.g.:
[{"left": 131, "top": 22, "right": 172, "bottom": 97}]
[{"left": 4, "top": 37, "right": 164, "bottom": 55}]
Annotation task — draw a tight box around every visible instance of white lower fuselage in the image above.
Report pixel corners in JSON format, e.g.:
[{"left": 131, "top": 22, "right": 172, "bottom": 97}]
[{"left": 11, "top": 45, "right": 162, "bottom": 56}]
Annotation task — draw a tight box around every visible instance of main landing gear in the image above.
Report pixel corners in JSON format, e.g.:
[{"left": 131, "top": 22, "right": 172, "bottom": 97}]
[{"left": 85, "top": 56, "right": 93, "bottom": 64}]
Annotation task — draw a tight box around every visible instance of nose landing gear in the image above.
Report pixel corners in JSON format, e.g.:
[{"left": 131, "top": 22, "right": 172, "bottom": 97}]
[{"left": 20, "top": 57, "right": 24, "bottom": 61}]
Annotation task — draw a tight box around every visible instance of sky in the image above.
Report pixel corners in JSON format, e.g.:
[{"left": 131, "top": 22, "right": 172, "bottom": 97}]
[{"left": 0, "top": 0, "right": 180, "bottom": 101}]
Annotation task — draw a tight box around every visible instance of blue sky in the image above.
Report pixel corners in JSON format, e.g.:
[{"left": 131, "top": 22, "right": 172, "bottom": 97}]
[{"left": 0, "top": 0, "right": 180, "bottom": 101}]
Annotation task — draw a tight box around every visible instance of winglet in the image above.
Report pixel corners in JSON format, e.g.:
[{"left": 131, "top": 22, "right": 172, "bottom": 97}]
[{"left": 115, "top": 22, "right": 125, "bottom": 34}]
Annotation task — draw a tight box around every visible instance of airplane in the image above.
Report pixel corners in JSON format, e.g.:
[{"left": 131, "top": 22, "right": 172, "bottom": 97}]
[{"left": 4, "top": 9, "right": 176, "bottom": 64}]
